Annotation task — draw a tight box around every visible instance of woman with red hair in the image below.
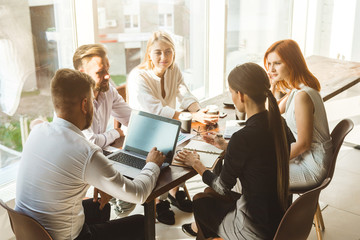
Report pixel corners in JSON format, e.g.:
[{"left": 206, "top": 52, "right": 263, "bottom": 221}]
[{"left": 264, "top": 39, "right": 333, "bottom": 189}]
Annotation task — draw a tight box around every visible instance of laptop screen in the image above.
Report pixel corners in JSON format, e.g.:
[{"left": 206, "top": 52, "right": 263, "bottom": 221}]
[{"left": 124, "top": 111, "right": 181, "bottom": 163}]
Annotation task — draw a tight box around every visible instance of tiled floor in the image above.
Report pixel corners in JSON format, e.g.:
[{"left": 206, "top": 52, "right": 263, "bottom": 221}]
[{"left": 122, "top": 85, "right": 360, "bottom": 240}]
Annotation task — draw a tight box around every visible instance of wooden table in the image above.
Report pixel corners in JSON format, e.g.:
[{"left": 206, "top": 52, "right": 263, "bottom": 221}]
[
  {"left": 143, "top": 165, "right": 197, "bottom": 240},
  {"left": 111, "top": 137, "right": 197, "bottom": 240},
  {"left": 306, "top": 55, "right": 360, "bottom": 102}
]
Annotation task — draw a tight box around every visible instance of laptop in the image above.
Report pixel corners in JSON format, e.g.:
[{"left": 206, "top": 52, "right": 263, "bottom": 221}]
[{"left": 107, "top": 110, "right": 181, "bottom": 179}]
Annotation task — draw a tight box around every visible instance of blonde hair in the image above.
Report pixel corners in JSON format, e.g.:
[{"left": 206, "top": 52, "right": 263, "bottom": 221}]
[
  {"left": 138, "top": 31, "right": 175, "bottom": 70},
  {"left": 73, "top": 44, "right": 107, "bottom": 70},
  {"left": 228, "top": 63, "right": 290, "bottom": 212}
]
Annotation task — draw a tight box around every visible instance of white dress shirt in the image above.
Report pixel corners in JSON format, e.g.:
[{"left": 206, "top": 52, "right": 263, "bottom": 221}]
[
  {"left": 82, "top": 85, "right": 132, "bottom": 148},
  {"left": 15, "top": 118, "right": 160, "bottom": 240},
  {"left": 127, "top": 64, "right": 198, "bottom": 118}
]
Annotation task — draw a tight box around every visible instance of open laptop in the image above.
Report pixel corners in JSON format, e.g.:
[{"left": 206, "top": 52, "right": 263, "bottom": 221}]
[{"left": 107, "top": 110, "right": 181, "bottom": 179}]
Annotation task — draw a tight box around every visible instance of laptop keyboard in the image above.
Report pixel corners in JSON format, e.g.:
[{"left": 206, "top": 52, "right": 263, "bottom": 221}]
[{"left": 109, "top": 152, "right": 146, "bottom": 170}]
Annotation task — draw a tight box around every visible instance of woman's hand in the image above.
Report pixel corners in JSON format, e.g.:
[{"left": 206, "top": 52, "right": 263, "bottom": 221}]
[
  {"left": 192, "top": 109, "right": 219, "bottom": 125},
  {"left": 175, "top": 150, "right": 200, "bottom": 167},
  {"left": 203, "top": 132, "right": 228, "bottom": 150},
  {"left": 175, "top": 150, "right": 206, "bottom": 176}
]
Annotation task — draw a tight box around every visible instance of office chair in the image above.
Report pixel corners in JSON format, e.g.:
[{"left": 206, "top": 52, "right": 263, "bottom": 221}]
[
  {"left": 0, "top": 199, "right": 53, "bottom": 240},
  {"left": 207, "top": 179, "right": 330, "bottom": 240},
  {"left": 290, "top": 118, "right": 354, "bottom": 240},
  {"left": 274, "top": 178, "right": 331, "bottom": 240}
]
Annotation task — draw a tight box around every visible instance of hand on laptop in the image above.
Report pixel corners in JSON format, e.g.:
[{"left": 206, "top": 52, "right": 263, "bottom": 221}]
[{"left": 146, "top": 147, "right": 166, "bottom": 167}]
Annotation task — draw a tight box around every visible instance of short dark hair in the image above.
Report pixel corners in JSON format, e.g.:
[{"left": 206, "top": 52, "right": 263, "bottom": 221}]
[
  {"left": 51, "top": 68, "right": 95, "bottom": 112},
  {"left": 73, "top": 44, "right": 107, "bottom": 70}
]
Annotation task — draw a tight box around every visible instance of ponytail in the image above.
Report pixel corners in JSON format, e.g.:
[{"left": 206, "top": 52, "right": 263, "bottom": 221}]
[
  {"left": 228, "top": 63, "right": 290, "bottom": 212},
  {"left": 267, "top": 90, "right": 289, "bottom": 212}
]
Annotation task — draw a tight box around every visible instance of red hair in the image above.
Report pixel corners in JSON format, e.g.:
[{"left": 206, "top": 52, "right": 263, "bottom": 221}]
[{"left": 264, "top": 39, "right": 320, "bottom": 92}]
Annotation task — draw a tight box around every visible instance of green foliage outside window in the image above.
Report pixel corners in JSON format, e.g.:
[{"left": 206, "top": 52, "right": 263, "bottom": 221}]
[{"left": 111, "top": 75, "right": 126, "bottom": 86}]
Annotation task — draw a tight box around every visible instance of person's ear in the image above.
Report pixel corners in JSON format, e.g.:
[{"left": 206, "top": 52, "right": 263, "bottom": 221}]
[
  {"left": 79, "top": 68, "right": 85, "bottom": 73},
  {"left": 238, "top": 91, "right": 245, "bottom": 103},
  {"left": 81, "top": 98, "right": 88, "bottom": 114}
]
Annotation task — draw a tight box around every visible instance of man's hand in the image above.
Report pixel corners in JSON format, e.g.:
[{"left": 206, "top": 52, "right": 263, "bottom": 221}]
[
  {"left": 93, "top": 188, "right": 113, "bottom": 210},
  {"left": 115, "top": 128, "right": 125, "bottom": 137},
  {"left": 192, "top": 109, "right": 219, "bottom": 125},
  {"left": 202, "top": 132, "right": 228, "bottom": 150},
  {"left": 146, "top": 147, "right": 166, "bottom": 167}
]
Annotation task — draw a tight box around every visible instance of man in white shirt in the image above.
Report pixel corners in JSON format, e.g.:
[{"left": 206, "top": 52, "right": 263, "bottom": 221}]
[
  {"left": 15, "top": 69, "right": 165, "bottom": 240},
  {"left": 73, "top": 44, "right": 132, "bottom": 149},
  {"left": 73, "top": 44, "right": 135, "bottom": 214}
]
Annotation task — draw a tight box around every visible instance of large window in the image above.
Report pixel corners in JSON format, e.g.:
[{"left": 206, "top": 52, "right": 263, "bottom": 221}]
[
  {"left": 0, "top": 0, "right": 75, "bottom": 181},
  {"left": 1, "top": 0, "right": 360, "bottom": 182},
  {"left": 226, "top": 0, "right": 292, "bottom": 76},
  {"left": 95, "top": 0, "right": 207, "bottom": 98}
]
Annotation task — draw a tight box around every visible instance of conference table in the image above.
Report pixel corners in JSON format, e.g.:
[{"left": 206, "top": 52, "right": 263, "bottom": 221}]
[
  {"left": 306, "top": 55, "right": 360, "bottom": 101},
  {"left": 114, "top": 55, "right": 360, "bottom": 240},
  {"left": 111, "top": 108, "right": 233, "bottom": 240}
]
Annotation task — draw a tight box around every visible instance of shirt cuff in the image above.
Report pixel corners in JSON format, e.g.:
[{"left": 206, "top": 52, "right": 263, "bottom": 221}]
[
  {"left": 160, "top": 106, "right": 176, "bottom": 119},
  {"left": 142, "top": 162, "right": 161, "bottom": 175}
]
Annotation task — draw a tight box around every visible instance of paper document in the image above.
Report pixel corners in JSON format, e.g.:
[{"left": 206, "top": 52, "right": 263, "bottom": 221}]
[
  {"left": 177, "top": 132, "right": 195, "bottom": 146},
  {"left": 224, "top": 120, "right": 246, "bottom": 139},
  {"left": 176, "top": 140, "right": 223, "bottom": 169}
]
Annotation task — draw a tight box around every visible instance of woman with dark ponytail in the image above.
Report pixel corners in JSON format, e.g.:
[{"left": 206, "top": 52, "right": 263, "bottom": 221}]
[{"left": 176, "top": 63, "right": 291, "bottom": 240}]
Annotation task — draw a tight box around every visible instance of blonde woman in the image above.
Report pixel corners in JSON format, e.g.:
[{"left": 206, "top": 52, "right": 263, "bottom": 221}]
[{"left": 127, "top": 31, "right": 218, "bottom": 225}]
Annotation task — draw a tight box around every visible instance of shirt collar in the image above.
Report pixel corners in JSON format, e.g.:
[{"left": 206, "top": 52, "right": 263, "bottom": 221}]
[
  {"left": 245, "top": 110, "right": 268, "bottom": 128},
  {"left": 53, "top": 117, "right": 85, "bottom": 138}
]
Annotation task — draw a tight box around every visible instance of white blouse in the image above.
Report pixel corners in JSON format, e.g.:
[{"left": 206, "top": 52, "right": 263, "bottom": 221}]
[{"left": 127, "top": 64, "right": 198, "bottom": 118}]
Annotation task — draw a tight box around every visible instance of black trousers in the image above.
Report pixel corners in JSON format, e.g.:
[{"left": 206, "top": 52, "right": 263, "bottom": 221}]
[{"left": 75, "top": 198, "right": 145, "bottom": 240}]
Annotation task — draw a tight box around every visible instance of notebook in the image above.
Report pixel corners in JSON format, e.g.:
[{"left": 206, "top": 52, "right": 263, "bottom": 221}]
[
  {"left": 175, "top": 140, "right": 223, "bottom": 169},
  {"left": 107, "top": 110, "right": 181, "bottom": 179}
]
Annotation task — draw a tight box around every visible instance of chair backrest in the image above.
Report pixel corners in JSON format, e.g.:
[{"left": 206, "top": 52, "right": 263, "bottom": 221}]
[
  {"left": 326, "top": 119, "right": 354, "bottom": 181},
  {"left": 0, "top": 200, "right": 53, "bottom": 240},
  {"left": 274, "top": 178, "right": 331, "bottom": 240}
]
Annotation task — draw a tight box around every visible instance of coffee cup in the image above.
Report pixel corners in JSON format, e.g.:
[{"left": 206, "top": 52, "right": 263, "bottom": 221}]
[
  {"left": 206, "top": 105, "right": 219, "bottom": 115},
  {"left": 179, "top": 112, "right": 192, "bottom": 133}
]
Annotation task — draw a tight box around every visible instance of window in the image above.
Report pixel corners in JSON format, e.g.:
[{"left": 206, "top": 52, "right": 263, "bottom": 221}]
[
  {"left": 226, "top": 0, "right": 292, "bottom": 77},
  {"left": 292, "top": 0, "right": 360, "bottom": 62},
  {"left": 0, "top": 0, "right": 75, "bottom": 182},
  {"left": 159, "top": 13, "right": 173, "bottom": 27},
  {"left": 95, "top": 0, "right": 207, "bottom": 99}
]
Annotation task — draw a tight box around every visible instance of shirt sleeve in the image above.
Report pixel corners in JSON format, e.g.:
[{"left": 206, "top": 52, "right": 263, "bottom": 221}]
[
  {"left": 127, "top": 70, "right": 176, "bottom": 118},
  {"left": 202, "top": 133, "right": 246, "bottom": 196},
  {"left": 82, "top": 128, "right": 120, "bottom": 149},
  {"left": 84, "top": 150, "right": 160, "bottom": 204},
  {"left": 110, "top": 86, "right": 132, "bottom": 127},
  {"left": 173, "top": 65, "right": 198, "bottom": 110}
]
